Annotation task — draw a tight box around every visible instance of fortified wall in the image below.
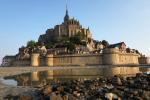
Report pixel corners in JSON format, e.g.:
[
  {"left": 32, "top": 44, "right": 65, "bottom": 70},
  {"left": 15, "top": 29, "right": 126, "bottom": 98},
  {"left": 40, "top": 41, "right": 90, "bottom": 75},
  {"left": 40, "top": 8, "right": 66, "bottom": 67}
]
[{"left": 31, "top": 48, "right": 139, "bottom": 67}]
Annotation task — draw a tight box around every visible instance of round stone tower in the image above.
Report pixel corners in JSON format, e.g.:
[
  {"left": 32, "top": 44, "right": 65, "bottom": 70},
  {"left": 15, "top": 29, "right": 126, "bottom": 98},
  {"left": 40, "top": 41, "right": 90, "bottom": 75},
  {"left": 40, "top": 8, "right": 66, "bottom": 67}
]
[
  {"left": 102, "top": 48, "right": 120, "bottom": 65},
  {"left": 46, "top": 54, "right": 54, "bottom": 67},
  {"left": 31, "top": 53, "right": 40, "bottom": 67}
]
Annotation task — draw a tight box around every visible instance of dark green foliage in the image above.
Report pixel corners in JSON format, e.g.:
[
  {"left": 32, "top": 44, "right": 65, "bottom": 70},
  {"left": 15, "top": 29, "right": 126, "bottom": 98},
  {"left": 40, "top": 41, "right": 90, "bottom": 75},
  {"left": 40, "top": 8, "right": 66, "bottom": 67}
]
[
  {"left": 76, "top": 32, "right": 86, "bottom": 40},
  {"left": 27, "top": 40, "right": 36, "bottom": 48},
  {"left": 70, "top": 36, "right": 81, "bottom": 44},
  {"left": 126, "top": 48, "right": 131, "bottom": 53},
  {"left": 66, "top": 42, "right": 75, "bottom": 52},
  {"left": 80, "top": 41, "right": 87, "bottom": 46},
  {"left": 135, "top": 50, "right": 140, "bottom": 54},
  {"left": 102, "top": 40, "right": 109, "bottom": 47},
  {"left": 39, "top": 32, "right": 87, "bottom": 51},
  {"left": 69, "top": 32, "right": 86, "bottom": 45},
  {"left": 61, "top": 35, "right": 70, "bottom": 42},
  {"left": 45, "top": 42, "right": 54, "bottom": 49}
]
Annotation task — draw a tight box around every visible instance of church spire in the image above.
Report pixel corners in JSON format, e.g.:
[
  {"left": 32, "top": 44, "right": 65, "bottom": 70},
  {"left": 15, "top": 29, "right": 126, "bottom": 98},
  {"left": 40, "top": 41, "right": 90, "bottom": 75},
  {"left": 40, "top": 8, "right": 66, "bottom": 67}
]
[
  {"left": 66, "top": 0, "right": 68, "bottom": 15},
  {"left": 64, "top": 0, "right": 69, "bottom": 21}
]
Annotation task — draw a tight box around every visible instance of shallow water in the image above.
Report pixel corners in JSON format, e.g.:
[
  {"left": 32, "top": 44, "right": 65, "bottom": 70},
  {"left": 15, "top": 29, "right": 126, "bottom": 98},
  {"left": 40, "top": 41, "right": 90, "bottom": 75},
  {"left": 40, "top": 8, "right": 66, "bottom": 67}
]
[
  {"left": 0, "top": 78, "right": 17, "bottom": 86},
  {"left": 3, "top": 71, "right": 101, "bottom": 86},
  {"left": 2, "top": 66, "right": 150, "bottom": 86}
]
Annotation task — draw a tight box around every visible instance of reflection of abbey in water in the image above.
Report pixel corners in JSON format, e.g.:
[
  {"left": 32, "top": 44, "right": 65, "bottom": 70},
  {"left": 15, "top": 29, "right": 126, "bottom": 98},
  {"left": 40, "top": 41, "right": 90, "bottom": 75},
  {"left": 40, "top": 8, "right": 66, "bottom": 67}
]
[
  {"left": 5, "top": 67, "right": 140, "bottom": 86},
  {"left": 1, "top": 6, "right": 150, "bottom": 67},
  {"left": 5, "top": 71, "right": 49, "bottom": 86}
]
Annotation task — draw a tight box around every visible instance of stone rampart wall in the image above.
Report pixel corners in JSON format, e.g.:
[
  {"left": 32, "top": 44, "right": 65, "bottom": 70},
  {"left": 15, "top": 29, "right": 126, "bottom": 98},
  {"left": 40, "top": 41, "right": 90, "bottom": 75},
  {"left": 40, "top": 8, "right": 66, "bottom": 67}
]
[
  {"left": 13, "top": 60, "right": 30, "bottom": 66},
  {"left": 102, "top": 48, "right": 139, "bottom": 65},
  {"left": 47, "top": 54, "right": 102, "bottom": 66},
  {"left": 15, "top": 48, "right": 139, "bottom": 67},
  {"left": 119, "top": 53, "right": 139, "bottom": 65}
]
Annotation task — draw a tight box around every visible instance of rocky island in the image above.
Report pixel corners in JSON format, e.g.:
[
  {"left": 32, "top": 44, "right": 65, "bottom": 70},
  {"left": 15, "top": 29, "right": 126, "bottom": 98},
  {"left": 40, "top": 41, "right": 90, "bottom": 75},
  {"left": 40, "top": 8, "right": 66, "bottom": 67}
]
[
  {"left": 0, "top": 3, "right": 150, "bottom": 100},
  {"left": 1, "top": 8, "right": 150, "bottom": 68}
]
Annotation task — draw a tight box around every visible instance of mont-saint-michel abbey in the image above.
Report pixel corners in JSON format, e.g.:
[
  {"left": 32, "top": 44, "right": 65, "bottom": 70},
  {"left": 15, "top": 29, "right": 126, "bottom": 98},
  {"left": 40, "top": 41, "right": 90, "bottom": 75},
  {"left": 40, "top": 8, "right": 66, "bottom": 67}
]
[
  {"left": 2, "top": 7, "right": 150, "bottom": 69},
  {"left": 2, "top": 8, "right": 150, "bottom": 69},
  {"left": 1, "top": 1, "right": 150, "bottom": 100}
]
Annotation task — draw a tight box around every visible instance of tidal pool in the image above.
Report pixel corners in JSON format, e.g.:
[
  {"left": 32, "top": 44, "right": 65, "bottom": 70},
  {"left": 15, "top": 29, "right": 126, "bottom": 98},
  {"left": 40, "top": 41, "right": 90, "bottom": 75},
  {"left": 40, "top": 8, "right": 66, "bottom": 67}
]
[
  {"left": 3, "top": 66, "right": 150, "bottom": 87},
  {"left": 3, "top": 70, "right": 101, "bottom": 87}
]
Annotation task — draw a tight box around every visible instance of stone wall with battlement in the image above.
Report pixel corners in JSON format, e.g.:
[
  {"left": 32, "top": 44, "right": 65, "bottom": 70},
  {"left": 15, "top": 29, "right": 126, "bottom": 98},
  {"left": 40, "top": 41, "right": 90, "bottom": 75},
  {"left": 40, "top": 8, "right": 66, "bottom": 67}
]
[
  {"left": 30, "top": 48, "right": 139, "bottom": 67},
  {"left": 46, "top": 54, "right": 102, "bottom": 66},
  {"left": 8, "top": 48, "right": 139, "bottom": 67}
]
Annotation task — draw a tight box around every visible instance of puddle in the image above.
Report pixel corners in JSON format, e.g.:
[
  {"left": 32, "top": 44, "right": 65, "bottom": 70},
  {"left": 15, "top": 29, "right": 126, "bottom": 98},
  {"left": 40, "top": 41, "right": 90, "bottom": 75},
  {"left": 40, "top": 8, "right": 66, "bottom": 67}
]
[
  {"left": 0, "top": 77, "right": 17, "bottom": 86},
  {"left": 3, "top": 70, "right": 101, "bottom": 87}
]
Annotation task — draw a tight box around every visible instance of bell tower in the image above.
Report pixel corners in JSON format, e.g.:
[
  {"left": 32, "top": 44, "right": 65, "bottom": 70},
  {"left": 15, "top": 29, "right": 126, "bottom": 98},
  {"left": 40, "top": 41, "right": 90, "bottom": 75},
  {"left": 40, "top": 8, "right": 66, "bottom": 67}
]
[{"left": 64, "top": 0, "right": 69, "bottom": 22}]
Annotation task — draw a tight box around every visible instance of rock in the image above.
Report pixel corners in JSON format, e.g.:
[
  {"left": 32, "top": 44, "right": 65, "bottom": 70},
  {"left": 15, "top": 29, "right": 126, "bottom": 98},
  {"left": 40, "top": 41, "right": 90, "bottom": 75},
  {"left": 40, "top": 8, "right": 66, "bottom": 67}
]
[
  {"left": 133, "top": 96, "right": 143, "bottom": 100},
  {"left": 63, "top": 95, "right": 69, "bottom": 100},
  {"left": 132, "top": 90, "right": 138, "bottom": 96},
  {"left": 50, "top": 92, "right": 63, "bottom": 100},
  {"left": 105, "top": 93, "right": 113, "bottom": 100},
  {"left": 57, "top": 86, "right": 64, "bottom": 92},
  {"left": 68, "top": 94, "right": 76, "bottom": 100},
  {"left": 75, "top": 86, "right": 80, "bottom": 91},
  {"left": 19, "top": 95, "right": 32, "bottom": 100},
  {"left": 43, "top": 85, "right": 52, "bottom": 96},
  {"left": 4, "top": 94, "right": 19, "bottom": 100},
  {"left": 73, "top": 91, "right": 78, "bottom": 96},
  {"left": 141, "top": 91, "right": 150, "bottom": 100},
  {"left": 112, "top": 76, "right": 122, "bottom": 85},
  {"left": 3, "top": 73, "right": 150, "bottom": 100}
]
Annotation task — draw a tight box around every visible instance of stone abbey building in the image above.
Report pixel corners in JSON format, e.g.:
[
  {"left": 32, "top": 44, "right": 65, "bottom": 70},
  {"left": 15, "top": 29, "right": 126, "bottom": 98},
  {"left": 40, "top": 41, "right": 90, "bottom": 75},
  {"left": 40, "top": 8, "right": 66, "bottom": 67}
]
[{"left": 38, "top": 9, "right": 92, "bottom": 43}]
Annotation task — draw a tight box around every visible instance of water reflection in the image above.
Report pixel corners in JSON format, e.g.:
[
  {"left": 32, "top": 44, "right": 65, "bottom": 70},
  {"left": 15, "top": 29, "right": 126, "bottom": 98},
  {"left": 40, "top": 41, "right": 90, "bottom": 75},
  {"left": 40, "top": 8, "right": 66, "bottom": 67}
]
[
  {"left": 31, "top": 71, "right": 39, "bottom": 81},
  {"left": 46, "top": 70, "right": 54, "bottom": 80},
  {"left": 4, "top": 70, "right": 100, "bottom": 87},
  {"left": 4, "top": 66, "right": 148, "bottom": 87}
]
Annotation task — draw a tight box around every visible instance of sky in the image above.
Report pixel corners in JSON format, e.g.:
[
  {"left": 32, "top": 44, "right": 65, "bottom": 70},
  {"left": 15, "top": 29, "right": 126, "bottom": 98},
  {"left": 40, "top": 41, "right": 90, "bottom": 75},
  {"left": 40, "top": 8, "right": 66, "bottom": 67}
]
[{"left": 0, "top": 0, "right": 150, "bottom": 64}]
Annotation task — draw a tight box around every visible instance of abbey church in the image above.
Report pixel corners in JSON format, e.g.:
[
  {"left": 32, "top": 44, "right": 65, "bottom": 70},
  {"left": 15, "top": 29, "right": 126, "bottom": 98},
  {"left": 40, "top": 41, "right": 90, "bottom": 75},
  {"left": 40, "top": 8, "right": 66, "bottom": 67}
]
[{"left": 38, "top": 9, "right": 92, "bottom": 43}]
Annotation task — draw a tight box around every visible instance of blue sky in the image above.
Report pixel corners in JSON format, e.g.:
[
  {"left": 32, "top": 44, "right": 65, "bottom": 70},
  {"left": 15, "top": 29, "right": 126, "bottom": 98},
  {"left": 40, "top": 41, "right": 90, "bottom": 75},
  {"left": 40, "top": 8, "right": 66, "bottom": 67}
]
[{"left": 0, "top": 0, "right": 150, "bottom": 64}]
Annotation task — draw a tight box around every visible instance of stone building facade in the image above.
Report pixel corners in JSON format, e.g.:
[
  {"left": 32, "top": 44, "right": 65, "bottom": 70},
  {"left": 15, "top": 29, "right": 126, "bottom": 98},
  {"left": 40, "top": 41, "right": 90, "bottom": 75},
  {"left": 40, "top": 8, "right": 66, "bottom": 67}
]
[{"left": 1, "top": 56, "right": 16, "bottom": 66}]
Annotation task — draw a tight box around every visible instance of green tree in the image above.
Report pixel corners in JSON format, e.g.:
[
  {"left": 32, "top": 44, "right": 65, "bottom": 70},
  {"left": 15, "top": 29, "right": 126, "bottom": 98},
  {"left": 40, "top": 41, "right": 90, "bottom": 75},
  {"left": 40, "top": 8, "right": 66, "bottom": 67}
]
[
  {"left": 45, "top": 42, "right": 54, "bottom": 49},
  {"left": 70, "top": 36, "right": 81, "bottom": 44},
  {"left": 126, "top": 48, "right": 131, "bottom": 53},
  {"left": 102, "top": 40, "right": 109, "bottom": 48},
  {"left": 27, "top": 40, "right": 36, "bottom": 48},
  {"left": 135, "top": 50, "right": 140, "bottom": 54},
  {"left": 66, "top": 42, "right": 75, "bottom": 52},
  {"left": 76, "top": 32, "right": 86, "bottom": 40}
]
